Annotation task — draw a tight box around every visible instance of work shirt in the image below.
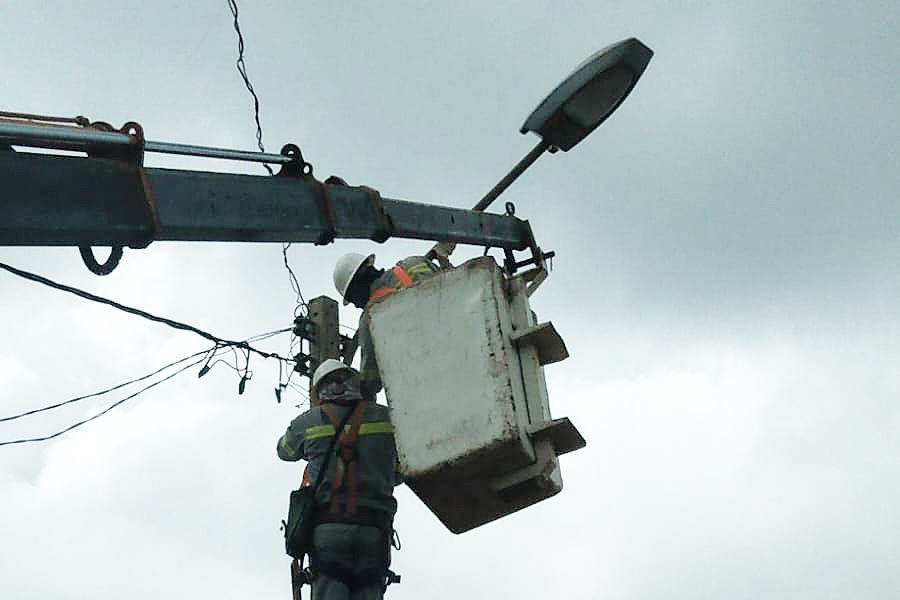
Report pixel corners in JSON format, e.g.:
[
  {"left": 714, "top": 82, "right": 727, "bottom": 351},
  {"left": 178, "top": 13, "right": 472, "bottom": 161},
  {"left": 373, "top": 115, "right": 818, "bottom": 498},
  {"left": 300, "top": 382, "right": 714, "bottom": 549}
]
[
  {"left": 359, "top": 256, "right": 441, "bottom": 394},
  {"left": 277, "top": 401, "right": 400, "bottom": 517}
]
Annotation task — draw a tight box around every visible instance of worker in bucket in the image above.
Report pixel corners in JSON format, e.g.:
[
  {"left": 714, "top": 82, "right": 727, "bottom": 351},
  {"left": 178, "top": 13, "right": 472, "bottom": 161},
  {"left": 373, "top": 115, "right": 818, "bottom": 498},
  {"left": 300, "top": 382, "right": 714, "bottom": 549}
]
[
  {"left": 332, "top": 243, "right": 452, "bottom": 398},
  {"left": 278, "top": 359, "right": 401, "bottom": 599}
]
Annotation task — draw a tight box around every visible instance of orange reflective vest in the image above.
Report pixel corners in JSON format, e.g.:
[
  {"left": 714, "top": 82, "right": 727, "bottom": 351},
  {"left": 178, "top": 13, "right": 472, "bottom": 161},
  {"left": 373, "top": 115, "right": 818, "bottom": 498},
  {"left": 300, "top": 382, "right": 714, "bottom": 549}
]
[{"left": 369, "top": 264, "right": 414, "bottom": 301}]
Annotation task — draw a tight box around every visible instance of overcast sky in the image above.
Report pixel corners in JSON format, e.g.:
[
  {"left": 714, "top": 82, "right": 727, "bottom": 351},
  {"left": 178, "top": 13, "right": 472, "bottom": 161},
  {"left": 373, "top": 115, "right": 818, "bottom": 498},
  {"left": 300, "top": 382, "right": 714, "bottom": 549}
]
[{"left": 1, "top": 2, "right": 898, "bottom": 599}]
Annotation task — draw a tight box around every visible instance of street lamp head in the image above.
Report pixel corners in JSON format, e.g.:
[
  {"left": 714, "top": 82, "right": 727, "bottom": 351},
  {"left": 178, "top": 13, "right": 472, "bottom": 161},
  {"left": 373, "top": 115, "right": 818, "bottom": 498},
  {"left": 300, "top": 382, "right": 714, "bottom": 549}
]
[
  {"left": 473, "top": 37, "right": 653, "bottom": 212},
  {"left": 520, "top": 38, "right": 653, "bottom": 152}
]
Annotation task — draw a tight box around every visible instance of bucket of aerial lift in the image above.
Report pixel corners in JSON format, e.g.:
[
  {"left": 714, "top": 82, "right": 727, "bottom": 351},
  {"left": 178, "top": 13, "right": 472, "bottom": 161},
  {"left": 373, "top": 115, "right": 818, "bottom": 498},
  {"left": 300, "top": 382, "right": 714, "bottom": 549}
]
[{"left": 366, "top": 256, "right": 585, "bottom": 533}]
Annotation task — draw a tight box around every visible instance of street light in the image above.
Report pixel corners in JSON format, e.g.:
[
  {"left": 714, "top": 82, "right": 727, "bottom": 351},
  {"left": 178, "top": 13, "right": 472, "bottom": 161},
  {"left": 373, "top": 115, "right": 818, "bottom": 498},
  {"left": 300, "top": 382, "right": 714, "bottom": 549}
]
[{"left": 474, "top": 37, "right": 653, "bottom": 211}]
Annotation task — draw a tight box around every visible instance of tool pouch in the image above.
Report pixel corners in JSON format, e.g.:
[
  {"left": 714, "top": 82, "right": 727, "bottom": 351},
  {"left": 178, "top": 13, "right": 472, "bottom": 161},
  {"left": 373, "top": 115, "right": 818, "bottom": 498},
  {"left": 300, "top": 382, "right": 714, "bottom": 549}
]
[
  {"left": 283, "top": 403, "right": 357, "bottom": 559},
  {"left": 284, "top": 486, "right": 318, "bottom": 559}
]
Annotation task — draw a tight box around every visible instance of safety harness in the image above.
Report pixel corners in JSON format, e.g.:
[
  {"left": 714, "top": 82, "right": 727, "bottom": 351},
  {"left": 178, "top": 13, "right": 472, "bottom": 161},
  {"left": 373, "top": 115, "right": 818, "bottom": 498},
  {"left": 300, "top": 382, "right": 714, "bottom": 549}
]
[
  {"left": 288, "top": 405, "right": 356, "bottom": 598},
  {"left": 319, "top": 401, "right": 367, "bottom": 515},
  {"left": 302, "top": 401, "right": 401, "bottom": 593},
  {"left": 369, "top": 263, "right": 415, "bottom": 301}
]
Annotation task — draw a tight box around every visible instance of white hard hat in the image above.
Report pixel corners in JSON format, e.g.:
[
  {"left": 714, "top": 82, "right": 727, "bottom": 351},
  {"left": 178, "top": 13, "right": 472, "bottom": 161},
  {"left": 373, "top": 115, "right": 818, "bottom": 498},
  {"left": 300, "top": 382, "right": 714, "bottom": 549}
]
[
  {"left": 312, "top": 358, "right": 355, "bottom": 389},
  {"left": 333, "top": 253, "right": 375, "bottom": 305}
]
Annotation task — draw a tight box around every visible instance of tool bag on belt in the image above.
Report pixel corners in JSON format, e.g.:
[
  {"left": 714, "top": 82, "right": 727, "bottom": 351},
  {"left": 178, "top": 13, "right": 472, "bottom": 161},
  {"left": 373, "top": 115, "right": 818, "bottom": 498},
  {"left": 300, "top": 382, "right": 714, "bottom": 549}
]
[{"left": 283, "top": 403, "right": 358, "bottom": 559}]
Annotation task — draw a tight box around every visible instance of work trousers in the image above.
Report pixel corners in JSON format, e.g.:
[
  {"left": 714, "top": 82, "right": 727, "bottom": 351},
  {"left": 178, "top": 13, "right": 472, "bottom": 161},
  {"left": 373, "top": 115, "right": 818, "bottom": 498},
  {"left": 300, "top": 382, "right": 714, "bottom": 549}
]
[{"left": 311, "top": 523, "right": 389, "bottom": 600}]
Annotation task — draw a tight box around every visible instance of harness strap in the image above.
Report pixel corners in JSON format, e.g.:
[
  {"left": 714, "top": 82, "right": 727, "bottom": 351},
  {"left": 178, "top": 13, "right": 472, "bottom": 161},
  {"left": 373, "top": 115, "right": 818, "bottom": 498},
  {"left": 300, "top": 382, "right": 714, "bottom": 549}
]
[
  {"left": 369, "top": 264, "right": 414, "bottom": 300},
  {"left": 343, "top": 405, "right": 365, "bottom": 513},
  {"left": 392, "top": 264, "right": 414, "bottom": 287},
  {"left": 320, "top": 402, "right": 367, "bottom": 515},
  {"left": 300, "top": 464, "right": 310, "bottom": 488}
]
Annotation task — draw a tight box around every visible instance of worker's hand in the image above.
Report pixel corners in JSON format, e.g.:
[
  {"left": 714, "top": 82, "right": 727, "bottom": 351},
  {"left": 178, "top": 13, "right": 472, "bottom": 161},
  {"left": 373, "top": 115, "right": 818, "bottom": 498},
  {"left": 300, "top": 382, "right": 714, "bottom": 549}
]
[{"left": 427, "top": 241, "right": 456, "bottom": 269}]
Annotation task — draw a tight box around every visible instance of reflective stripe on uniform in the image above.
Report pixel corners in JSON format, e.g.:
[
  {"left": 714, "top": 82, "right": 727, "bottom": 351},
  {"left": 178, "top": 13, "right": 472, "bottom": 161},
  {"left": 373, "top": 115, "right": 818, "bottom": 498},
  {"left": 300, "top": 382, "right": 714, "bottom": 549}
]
[
  {"left": 304, "top": 424, "right": 336, "bottom": 441},
  {"left": 359, "top": 421, "right": 394, "bottom": 435},
  {"left": 304, "top": 421, "right": 394, "bottom": 441},
  {"left": 405, "top": 262, "right": 434, "bottom": 277},
  {"left": 278, "top": 435, "right": 300, "bottom": 459}
]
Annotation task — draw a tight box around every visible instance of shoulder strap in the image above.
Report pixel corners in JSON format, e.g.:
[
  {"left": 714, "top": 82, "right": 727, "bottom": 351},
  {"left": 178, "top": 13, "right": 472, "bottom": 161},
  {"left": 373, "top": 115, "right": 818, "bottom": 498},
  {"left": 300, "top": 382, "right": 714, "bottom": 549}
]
[
  {"left": 302, "top": 405, "right": 356, "bottom": 500},
  {"left": 342, "top": 403, "right": 367, "bottom": 514},
  {"left": 320, "top": 401, "right": 368, "bottom": 514},
  {"left": 391, "top": 264, "right": 414, "bottom": 287}
]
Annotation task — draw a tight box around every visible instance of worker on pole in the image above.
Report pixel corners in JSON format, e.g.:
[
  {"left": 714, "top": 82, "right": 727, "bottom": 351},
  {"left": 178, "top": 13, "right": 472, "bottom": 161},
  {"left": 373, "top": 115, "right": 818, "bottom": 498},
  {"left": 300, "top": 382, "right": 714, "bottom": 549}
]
[
  {"left": 332, "top": 247, "right": 449, "bottom": 398},
  {"left": 278, "top": 359, "right": 401, "bottom": 599}
]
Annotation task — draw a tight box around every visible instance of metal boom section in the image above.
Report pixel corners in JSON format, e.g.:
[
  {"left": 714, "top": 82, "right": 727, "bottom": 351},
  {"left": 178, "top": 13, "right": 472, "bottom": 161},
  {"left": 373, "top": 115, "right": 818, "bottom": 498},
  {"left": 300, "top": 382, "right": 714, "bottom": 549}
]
[{"left": 0, "top": 117, "right": 544, "bottom": 274}]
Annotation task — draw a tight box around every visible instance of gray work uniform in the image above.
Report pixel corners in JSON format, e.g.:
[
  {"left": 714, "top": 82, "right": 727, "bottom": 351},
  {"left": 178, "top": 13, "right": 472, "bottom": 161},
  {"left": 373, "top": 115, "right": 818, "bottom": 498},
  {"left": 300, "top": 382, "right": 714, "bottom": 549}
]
[{"left": 278, "top": 402, "right": 400, "bottom": 599}]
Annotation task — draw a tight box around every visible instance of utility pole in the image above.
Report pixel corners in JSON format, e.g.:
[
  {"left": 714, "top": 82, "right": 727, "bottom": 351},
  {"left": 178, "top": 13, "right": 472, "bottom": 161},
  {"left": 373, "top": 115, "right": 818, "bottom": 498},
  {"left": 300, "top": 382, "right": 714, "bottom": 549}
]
[
  {"left": 292, "top": 295, "right": 349, "bottom": 387},
  {"left": 307, "top": 296, "right": 341, "bottom": 366}
]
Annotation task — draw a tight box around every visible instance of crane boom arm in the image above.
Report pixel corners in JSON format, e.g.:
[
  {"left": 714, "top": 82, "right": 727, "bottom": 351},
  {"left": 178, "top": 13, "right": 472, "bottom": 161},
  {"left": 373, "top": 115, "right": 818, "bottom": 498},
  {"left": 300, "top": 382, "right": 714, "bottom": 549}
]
[{"left": 0, "top": 150, "right": 536, "bottom": 251}]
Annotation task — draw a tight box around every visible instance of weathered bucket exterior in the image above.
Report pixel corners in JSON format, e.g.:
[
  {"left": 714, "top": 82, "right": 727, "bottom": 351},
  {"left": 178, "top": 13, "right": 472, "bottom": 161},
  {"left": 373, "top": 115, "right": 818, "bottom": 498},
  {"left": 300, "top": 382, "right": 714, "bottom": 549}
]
[{"left": 368, "top": 257, "right": 584, "bottom": 533}]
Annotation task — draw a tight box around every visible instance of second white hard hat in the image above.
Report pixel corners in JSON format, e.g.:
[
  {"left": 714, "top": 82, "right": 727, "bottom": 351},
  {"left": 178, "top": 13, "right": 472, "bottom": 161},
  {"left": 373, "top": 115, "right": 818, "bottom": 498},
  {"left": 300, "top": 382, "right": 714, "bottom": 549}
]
[
  {"left": 312, "top": 358, "right": 355, "bottom": 389},
  {"left": 333, "top": 252, "right": 375, "bottom": 305}
]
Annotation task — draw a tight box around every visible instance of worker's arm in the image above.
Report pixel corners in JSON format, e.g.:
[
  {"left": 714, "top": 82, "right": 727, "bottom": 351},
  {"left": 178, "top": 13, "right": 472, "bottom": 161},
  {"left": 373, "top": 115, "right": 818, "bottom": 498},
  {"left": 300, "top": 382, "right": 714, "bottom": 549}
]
[
  {"left": 358, "top": 313, "right": 383, "bottom": 399},
  {"left": 426, "top": 241, "right": 456, "bottom": 269},
  {"left": 277, "top": 414, "right": 309, "bottom": 461}
]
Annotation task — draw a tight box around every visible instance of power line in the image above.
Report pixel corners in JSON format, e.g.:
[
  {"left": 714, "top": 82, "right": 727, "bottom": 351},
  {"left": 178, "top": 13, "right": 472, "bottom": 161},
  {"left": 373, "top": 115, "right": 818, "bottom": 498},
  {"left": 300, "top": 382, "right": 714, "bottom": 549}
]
[
  {"left": 0, "top": 261, "right": 290, "bottom": 364},
  {"left": 226, "top": 0, "right": 273, "bottom": 176},
  {"left": 0, "top": 349, "right": 210, "bottom": 423},
  {"left": 282, "top": 242, "right": 308, "bottom": 315},
  {"left": 223, "top": 0, "right": 313, "bottom": 357},
  {"left": 247, "top": 327, "right": 292, "bottom": 343},
  {"left": 223, "top": 1, "right": 316, "bottom": 377},
  {"left": 0, "top": 327, "right": 293, "bottom": 444},
  {"left": 223, "top": 2, "right": 313, "bottom": 321},
  {"left": 0, "top": 354, "right": 207, "bottom": 447}
]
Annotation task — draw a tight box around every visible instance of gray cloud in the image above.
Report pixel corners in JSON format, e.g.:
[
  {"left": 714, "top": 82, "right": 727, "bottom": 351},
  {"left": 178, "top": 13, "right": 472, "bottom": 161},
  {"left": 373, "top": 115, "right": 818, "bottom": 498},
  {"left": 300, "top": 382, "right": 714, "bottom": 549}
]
[{"left": 1, "top": 2, "right": 898, "bottom": 599}]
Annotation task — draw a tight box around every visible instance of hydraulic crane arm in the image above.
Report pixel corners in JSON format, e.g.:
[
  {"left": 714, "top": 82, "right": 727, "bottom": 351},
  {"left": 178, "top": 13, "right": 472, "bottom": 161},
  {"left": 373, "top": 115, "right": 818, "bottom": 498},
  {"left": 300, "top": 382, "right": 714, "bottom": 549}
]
[
  {"left": 0, "top": 150, "right": 536, "bottom": 250},
  {"left": 0, "top": 116, "right": 549, "bottom": 275}
]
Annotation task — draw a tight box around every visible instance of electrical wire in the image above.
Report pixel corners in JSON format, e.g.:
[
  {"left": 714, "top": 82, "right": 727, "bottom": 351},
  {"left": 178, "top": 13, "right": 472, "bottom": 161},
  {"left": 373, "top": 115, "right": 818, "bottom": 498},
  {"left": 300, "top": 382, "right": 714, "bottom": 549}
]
[
  {"left": 246, "top": 327, "right": 292, "bottom": 342},
  {"left": 0, "top": 326, "right": 291, "bottom": 445},
  {"left": 223, "top": 2, "right": 312, "bottom": 326},
  {"left": 0, "top": 261, "right": 290, "bottom": 364},
  {"left": 226, "top": 0, "right": 273, "bottom": 176},
  {"left": 223, "top": 2, "right": 315, "bottom": 365},
  {"left": 282, "top": 242, "right": 308, "bottom": 315},
  {"left": 0, "top": 349, "right": 210, "bottom": 423},
  {"left": 223, "top": 1, "right": 315, "bottom": 384},
  {"left": 0, "top": 354, "right": 207, "bottom": 447}
]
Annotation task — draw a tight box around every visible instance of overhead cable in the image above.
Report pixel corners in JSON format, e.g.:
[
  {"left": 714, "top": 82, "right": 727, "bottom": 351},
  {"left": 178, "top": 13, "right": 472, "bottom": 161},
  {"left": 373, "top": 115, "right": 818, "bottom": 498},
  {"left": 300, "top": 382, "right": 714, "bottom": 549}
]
[
  {"left": 0, "top": 326, "right": 292, "bottom": 445},
  {"left": 226, "top": 0, "right": 273, "bottom": 175},
  {"left": 0, "top": 261, "right": 290, "bottom": 364},
  {"left": 0, "top": 354, "right": 206, "bottom": 447},
  {"left": 282, "top": 242, "right": 308, "bottom": 315},
  {"left": 223, "top": 1, "right": 312, "bottom": 352},
  {"left": 0, "top": 348, "right": 210, "bottom": 423}
]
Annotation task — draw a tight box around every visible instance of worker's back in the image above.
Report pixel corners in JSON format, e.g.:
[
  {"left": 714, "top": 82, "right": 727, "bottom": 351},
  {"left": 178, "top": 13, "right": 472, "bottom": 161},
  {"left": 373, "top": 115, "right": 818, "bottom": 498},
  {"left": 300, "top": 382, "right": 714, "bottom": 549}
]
[
  {"left": 367, "top": 255, "right": 440, "bottom": 301},
  {"left": 285, "top": 401, "right": 398, "bottom": 518}
]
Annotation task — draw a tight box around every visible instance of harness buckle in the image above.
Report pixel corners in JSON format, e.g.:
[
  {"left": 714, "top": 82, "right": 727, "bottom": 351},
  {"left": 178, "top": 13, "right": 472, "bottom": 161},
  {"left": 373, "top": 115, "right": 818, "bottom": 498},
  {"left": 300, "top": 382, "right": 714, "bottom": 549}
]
[{"left": 338, "top": 443, "right": 358, "bottom": 462}]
